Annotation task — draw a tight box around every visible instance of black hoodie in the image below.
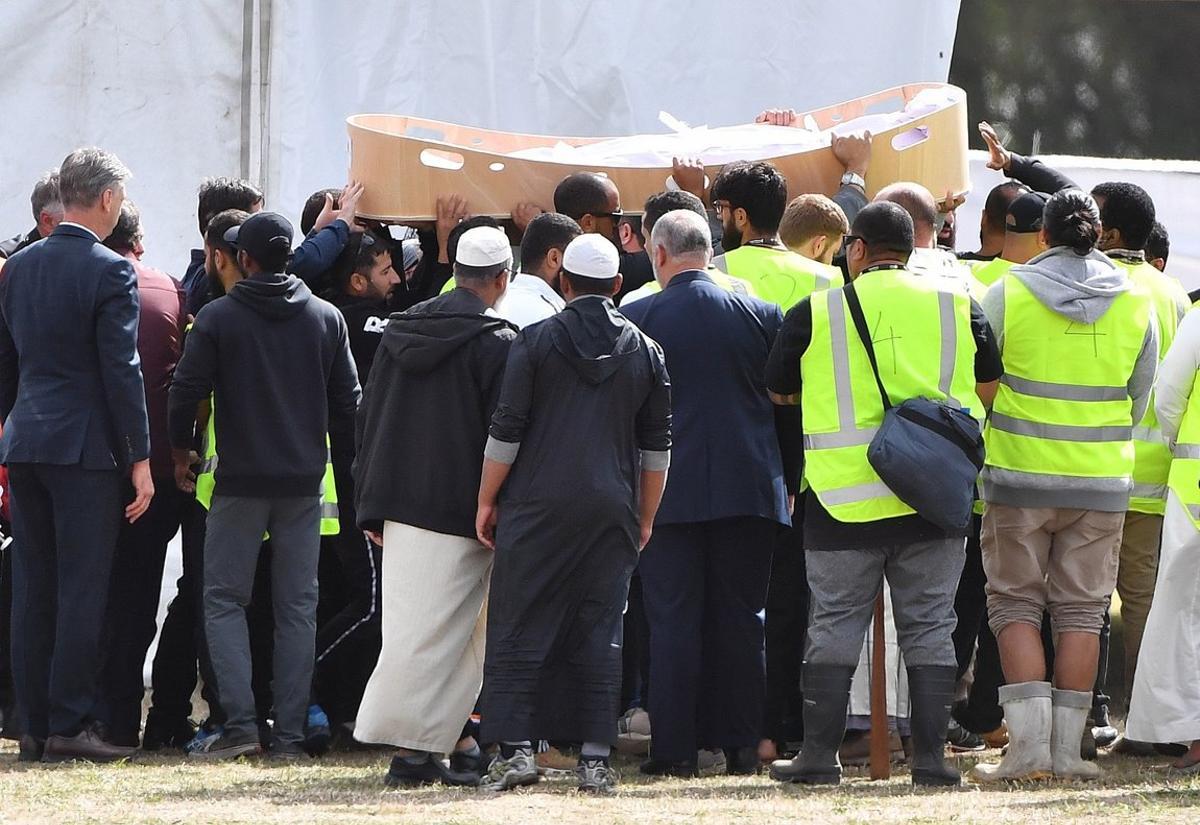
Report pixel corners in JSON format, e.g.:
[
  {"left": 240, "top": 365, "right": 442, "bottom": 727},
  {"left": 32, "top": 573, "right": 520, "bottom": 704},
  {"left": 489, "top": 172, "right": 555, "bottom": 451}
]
[
  {"left": 354, "top": 287, "right": 518, "bottom": 536},
  {"left": 168, "top": 272, "right": 361, "bottom": 497}
]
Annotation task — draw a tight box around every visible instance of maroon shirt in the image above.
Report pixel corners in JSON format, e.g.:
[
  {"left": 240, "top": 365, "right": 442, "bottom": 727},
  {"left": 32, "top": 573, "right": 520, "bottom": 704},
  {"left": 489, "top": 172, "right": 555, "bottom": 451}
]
[{"left": 127, "top": 256, "right": 186, "bottom": 478}]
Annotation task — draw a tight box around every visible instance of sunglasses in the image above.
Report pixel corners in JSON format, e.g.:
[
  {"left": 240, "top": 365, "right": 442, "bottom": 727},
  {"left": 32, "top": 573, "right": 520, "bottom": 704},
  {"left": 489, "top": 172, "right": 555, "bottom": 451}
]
[{"left": 591, "top": 208, "right": 624, "bottom": 222}]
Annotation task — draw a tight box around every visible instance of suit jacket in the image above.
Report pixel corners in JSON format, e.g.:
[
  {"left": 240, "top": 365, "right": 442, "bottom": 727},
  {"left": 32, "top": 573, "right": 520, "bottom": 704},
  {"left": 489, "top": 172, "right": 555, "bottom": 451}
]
[
  {"left": 622, "top": 269, "right": 792, "bottom": 527},
  {"left": 0, "top": 223, "right": 150, "bottom": 470}
]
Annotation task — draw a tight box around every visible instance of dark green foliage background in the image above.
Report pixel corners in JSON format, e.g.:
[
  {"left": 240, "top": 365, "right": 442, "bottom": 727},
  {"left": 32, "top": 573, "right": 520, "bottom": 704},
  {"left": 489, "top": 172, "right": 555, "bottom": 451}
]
[{"left": 949, "top": 0, "right": 1200, "bottom": 159}]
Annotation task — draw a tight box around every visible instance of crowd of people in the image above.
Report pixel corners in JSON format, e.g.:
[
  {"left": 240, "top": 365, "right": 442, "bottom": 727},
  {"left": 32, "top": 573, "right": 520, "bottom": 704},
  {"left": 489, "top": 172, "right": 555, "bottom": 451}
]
[{"left": 0, "top": 114, "right": 1195, "bottom": 796}]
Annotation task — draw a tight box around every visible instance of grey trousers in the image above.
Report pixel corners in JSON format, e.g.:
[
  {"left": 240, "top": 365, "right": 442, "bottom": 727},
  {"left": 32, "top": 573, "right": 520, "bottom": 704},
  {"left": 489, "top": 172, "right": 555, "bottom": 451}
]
[
  {"left": 204, "top": 495, "right": 321, "bottom": 745},
  {"left": 805, "top": 538, "right": 966, "bottom": 668}
]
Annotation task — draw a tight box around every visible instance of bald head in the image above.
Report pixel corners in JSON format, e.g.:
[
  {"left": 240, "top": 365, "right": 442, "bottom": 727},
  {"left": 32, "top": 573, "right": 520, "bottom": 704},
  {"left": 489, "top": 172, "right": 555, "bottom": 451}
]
[
  {"left": 875, "top": 182, "right": 938, "bottom": 248},
  {"left": 554, "top": 172, "right": 619, "bottom": 221}
]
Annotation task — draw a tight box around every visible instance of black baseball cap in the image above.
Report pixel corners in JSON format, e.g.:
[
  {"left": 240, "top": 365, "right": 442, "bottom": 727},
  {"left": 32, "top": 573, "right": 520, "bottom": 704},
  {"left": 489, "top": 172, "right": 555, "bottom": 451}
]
[
  {"left": 1006, "top": 191, "right": 1050, "bottom": 234},
  {"left": 224, "top": 211, "right": 294, "bottom": 267}
]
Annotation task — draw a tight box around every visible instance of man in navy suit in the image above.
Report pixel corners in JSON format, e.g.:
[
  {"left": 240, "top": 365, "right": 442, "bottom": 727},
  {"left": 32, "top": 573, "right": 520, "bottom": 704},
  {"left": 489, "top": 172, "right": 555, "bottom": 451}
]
[
  {"left": 0, "top": 147, "right": 154, "bottom": 763},
  {"left": 622, "top": 209, "right": 799, "bottom": 776}
]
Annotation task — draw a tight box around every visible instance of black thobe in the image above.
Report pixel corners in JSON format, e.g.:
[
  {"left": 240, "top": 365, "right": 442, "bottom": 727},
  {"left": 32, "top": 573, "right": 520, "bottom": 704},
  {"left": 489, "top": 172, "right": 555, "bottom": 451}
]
[{"left": 479, "top": 295, "right": 671, "bottom": 745}]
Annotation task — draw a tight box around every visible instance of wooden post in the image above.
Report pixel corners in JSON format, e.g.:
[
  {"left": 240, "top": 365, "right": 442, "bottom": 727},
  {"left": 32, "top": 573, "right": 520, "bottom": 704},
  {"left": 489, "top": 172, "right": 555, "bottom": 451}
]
[{"left": 869, "top": 590, "right": 891, "bottom": 780}]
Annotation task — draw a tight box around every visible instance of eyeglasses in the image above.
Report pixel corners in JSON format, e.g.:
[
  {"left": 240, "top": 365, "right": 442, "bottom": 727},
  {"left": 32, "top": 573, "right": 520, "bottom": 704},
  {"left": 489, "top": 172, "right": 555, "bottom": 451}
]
[
  {"left": 591, "top": 208, "right": 624, "bottom": 222},
  {"left": 842, "top": 234, "right": 864, "bottom": 247},
  {"left": 711, "top": 199, "right": 730, "bottom": 215}
]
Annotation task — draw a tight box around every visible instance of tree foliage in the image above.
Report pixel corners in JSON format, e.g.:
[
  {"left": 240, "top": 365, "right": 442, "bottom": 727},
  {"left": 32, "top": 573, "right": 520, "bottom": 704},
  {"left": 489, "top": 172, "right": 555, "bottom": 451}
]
[{"left": 949, "top": 0, "right": 1200, "bottom": 159}]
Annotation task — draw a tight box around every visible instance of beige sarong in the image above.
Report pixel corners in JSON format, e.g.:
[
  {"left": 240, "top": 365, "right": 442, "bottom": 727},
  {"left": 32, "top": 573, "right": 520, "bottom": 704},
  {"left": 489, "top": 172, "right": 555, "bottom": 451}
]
[{"left": 354, "top": 521, "right": 492, "bottom": 753}]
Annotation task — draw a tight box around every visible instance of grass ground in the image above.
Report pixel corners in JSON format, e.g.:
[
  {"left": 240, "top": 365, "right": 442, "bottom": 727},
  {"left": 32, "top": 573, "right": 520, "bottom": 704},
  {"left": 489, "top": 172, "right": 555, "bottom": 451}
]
[{"left": 1, "top": 741, "right": 1198, "bottom": 825}]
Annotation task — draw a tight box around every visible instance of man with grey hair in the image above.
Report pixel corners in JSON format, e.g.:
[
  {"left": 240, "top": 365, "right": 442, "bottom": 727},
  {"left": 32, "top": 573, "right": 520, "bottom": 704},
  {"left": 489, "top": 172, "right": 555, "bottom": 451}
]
[
  {"left": 0, "top": 170, "right": 64, "bottom": 258},
  {"left": 622, "top": 209, "right": 798, "bottom": 777},
  {"left": 0, "top": 147, "right": 154, "bottom": 763}
]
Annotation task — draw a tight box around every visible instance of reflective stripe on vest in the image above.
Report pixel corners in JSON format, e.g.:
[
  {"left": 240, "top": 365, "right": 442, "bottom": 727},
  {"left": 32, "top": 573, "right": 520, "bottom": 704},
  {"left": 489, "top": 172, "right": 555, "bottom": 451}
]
[
  {"left": 1118, "top": 259, "right": 1188, "bottom": 514},
  {"left": 1168, "top": 372, "right": 1200, "bottom": 529},
  {"left": 800, "top": 269, "right": 982, "bottom": 523},
  {"left": 801, "top": 289, "right": 962, "bottom": 450},
  {"left": 983, "top": 276, "right": 1149, "bottom": 489}
]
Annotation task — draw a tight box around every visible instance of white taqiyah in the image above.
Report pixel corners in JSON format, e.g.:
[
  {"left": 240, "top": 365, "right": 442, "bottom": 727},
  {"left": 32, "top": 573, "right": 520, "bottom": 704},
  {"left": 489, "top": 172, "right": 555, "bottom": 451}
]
[
  {"left": 456, "top": 226, "right": 512, "bottom": 267},
  {"left": 563, "top": 233, "right": 620, "bottom": 279}
]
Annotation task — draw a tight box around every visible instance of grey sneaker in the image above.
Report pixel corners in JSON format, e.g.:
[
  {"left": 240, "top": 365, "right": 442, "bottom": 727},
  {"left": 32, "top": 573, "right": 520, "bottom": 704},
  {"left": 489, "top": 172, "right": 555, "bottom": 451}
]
[
  {"left": 946, "top": 719, "right": 986, "bottom": 752},
  {"left": 577, "top": 758, "right": 616, "bottom": 794},
  {"left": 479, "top": 749, "right": 539, "bottom": 792},
  {"left": 187, "top": 729, "right": 262, "bottom": 761}
]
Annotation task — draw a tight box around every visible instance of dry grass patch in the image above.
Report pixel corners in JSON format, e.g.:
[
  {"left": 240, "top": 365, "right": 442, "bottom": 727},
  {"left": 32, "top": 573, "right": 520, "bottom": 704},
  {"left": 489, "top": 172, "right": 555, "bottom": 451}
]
[{"left": 1, "top": 742, "right": 1199, "bottom": 824}]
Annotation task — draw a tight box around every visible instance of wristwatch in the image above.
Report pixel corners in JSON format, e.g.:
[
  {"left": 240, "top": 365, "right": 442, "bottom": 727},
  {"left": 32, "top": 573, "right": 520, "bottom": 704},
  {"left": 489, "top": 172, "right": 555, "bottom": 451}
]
[{"left": 840, "top": 171, "right": 866, "bottom": 190}]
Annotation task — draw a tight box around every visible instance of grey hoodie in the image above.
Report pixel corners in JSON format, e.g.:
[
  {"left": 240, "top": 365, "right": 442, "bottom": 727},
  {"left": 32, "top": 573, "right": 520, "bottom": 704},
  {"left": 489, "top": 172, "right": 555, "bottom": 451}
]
[{"left": 981, "top": 247, "right": 1159, "bottom": 511}]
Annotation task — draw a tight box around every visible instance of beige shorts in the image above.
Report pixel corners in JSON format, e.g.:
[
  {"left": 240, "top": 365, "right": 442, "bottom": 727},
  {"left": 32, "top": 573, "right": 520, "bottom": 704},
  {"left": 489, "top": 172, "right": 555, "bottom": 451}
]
[{"left": 981, "top": 503, "right": 1122, "bottom": 636}]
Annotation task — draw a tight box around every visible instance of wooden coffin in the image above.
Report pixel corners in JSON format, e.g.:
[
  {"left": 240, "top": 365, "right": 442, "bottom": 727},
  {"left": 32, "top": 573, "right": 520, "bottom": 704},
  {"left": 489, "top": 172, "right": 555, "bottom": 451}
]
[{"left": 347, "top": 82, "right": 969, "bottom": 221}]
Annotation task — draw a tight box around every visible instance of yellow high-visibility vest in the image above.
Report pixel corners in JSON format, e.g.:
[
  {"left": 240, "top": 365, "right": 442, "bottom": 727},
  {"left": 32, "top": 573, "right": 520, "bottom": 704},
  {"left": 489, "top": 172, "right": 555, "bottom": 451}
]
[
  {"left": 1167, "top": 370, "right": 1200, "bottom": 528},
  {"left": 984, "top": 277, "right": 1151, "bottom": 492},
  {"left": 971, "top": 258, "right": 1015, "bottom": 289},
  {"left": 1113, "top": 257, "right": 1189, "bottom": 515},
  {"left": 195, "top": 400, "right": 340, "bottom": 536},
  {"left": 714, "top": 244, "right": 844, "bottom": 310},
  {"left": 800, "top": 266, "right": 983, "bottom": 522}
]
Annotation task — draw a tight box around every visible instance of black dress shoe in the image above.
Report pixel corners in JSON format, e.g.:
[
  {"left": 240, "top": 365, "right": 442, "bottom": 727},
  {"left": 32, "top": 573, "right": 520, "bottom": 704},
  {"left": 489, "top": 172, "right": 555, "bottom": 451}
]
[
  {"left": 724, "top": 746, "right": 761, "bottom": 775},
  {"left": 142, "top": 715, "right": 197, "bottom": 752},
  {"left": 639, "top": 757, "right": 699, "bottom": 778},
  {"left": 448, "top": 745, "right": 486, "bottom": 777},
  {"left": 18, "top": 735, "right": 45, "bottom": 762},
  {"left": 43, "top": 729, "right": 137, "bottom": 763},
  {"left": 384, "top": 752, "right": 480, "bottom": 787}
]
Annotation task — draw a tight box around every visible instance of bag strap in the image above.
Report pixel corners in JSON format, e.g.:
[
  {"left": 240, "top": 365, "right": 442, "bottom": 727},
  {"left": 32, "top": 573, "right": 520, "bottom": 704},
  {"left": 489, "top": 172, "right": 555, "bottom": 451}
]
[{"left": 843, "top": 282, "right": 893, "bottom": 411}]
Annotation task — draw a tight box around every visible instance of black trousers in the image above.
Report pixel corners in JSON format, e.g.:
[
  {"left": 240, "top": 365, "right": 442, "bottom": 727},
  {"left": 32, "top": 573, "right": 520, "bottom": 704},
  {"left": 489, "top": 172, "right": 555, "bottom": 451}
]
[
  {"left": 0, "top": 532, "right": 14, "bottom": 730},
  {"left": 951, "top": 514, "right": 1005, "bottom": 733},
  {"left": 313, "top": 526, "right": 382, "bottom": 726},
  {"left": 147, "top": 497, "right": 223, "bottom": 727},
  {"left": 763, "top": 509, "right": 808, "bottom": 743},
  {"left": 7, "top": 463, "right": 123, "bottom": 739},
  {"left": 639, "top": 516, "right": 776, "bottom": 762},
  {"left": 620, "top": 571, "right": 651, "bottom": 712},
  {"left": 96, "top": 479, "right": 186, "bottom": 744}
]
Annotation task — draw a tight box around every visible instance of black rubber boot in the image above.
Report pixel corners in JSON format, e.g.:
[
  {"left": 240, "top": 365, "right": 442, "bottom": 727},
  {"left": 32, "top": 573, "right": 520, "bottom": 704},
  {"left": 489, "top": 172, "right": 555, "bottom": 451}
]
[
  {"left": 768, "top": 664, "right": 853, "bottom": 785},
  {"left": 907, "top": 665, "right": 961, "bottom": 788}
]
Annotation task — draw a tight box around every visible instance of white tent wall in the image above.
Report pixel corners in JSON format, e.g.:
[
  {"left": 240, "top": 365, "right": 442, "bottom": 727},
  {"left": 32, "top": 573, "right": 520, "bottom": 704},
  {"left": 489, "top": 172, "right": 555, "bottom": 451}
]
[
  {"left": 0, "top": 2, "right": 245, "bottom": 276},
  {"left": 264, "top": 0, "right": 962, "bottom": 239}
]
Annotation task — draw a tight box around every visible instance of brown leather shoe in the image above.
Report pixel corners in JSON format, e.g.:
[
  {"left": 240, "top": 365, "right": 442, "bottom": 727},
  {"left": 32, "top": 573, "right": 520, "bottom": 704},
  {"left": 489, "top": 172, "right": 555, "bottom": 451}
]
[{"left": 43, "top": 728, "right": 137, "bottom": 763}]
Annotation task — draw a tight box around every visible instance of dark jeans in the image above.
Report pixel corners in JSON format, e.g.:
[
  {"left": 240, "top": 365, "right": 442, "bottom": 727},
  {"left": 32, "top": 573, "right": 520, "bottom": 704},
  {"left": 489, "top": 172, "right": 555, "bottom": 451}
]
[
  {"left": 764, "top": 509, "right": 808, "bottom": 744},
  {"left": 313, "top": 526, "right": 382, "bottom": 726},
  {"left": 951, "top": 515, "right": 1004, "bottom": 734},
  {"left": 620, "top": 571, "right": 651, "bottom": 712},
  {"left": 96, "top": 479, "right": 186, "bottom": 744},
  {"left": 8, "top": 463, "right": 123, "bottom": 739},
  {"left": 639, "top": 516, "right": 776, "bottom": 762}
]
